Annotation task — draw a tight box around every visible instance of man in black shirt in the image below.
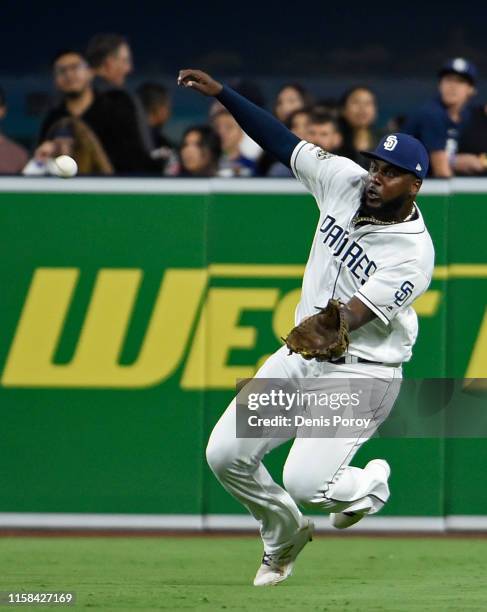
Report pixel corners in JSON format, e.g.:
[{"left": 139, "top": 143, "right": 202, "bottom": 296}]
[
  {"left": 39, "top": 49, "right": 159, "bottom": 174},
  {"left": 85, "top": 33, "right": 132, "bottom": 89},
  {"left": 136, "top": 82, "right": 175, "bottom": 172},
  {"left": 39, "top": 50, "right": 95, "bottom": 141},
  {"left": 136, "top": 83, "right": 173, "bottom": 149},
  {"left": 86, "top": 33, "right": 156, "bottom": 167}
]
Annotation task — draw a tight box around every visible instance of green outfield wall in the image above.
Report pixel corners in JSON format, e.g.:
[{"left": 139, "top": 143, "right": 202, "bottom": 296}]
[{"left": 0, "top": 177, "right": 485, "bottom": 530}]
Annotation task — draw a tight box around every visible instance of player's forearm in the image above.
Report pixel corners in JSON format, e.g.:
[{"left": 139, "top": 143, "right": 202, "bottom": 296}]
[
  {"left": 341, "top": 297, "right": 376, "bottom": 331},
  {"left": 217, "top": 85, "right": 299, "bottom": 167}
]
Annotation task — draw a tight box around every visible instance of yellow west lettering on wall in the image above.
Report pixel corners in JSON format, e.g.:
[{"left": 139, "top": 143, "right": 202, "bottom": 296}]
[
  {"left": 272, "top": 288, "right": 302, "bottom": 340},
  {"left": 2, "top": 268, "right": 80, "bottom": 386},
  {"left": 1, "top": 267, "right": 207, "bottom": 388},
  {"left": 254, "top": 288, "right": 302, "bottom": 370},
  {"left": 182, "top": 288, "right": 279, "bottom": 389},
  {"left": 465, "top": 307, "right": 487, "bottom": 380},
  {"left": 0, "top": 264, "right": 451, "bottom": 390},
  {"left": 413, "top": 291, "right": 442, "bottom": 316}
]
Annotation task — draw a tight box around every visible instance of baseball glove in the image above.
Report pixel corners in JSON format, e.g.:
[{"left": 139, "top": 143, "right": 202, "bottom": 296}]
[{"left": 283, "top": 299, "right": 349, "bottom": 362}]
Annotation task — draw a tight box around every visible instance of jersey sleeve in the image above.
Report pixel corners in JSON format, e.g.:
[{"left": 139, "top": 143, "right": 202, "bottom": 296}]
[
  {"left": 354, "top": 263, "right": 431, "bottom": 325},
  {"left": 290, "top": 140, "right": 363, "bottom": 206}
]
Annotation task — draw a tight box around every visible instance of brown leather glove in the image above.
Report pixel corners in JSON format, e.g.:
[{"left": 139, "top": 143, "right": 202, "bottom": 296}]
[{"left": 283, "top": 299, "right": 350, "bottom": 362}]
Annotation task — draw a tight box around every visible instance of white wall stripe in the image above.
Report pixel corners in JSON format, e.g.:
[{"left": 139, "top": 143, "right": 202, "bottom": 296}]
[
  {"left": 452, "top": 178, "right": 487, "bottom": 193},
  {"left": 445, "top": 515, "right": 487, "bottom": 531},
  {"left": 0, "top": 177, "right": 212, "bottom": 194},
  {"left": 0, "top": 513, "right": 203, "bottom": 530},
  {"left": 0, "top": 513, "right": 483, "bottom": 532},
  {"left": 203, "top": 514, "right": 445, "bottom": 532},
  {"left": 0, "top": 177, "right": 479, "bottom": 195},
  {"left": 0, "top": 177, "right": 306, "bottom": 194}
]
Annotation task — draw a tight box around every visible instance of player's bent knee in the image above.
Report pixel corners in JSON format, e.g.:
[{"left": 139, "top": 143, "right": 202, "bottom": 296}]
[
  {"left": 283, "top": 463, "right": 338, "bottom": 509},
  {"left": 283, "top": 471, "right": 318, "bottom": 508},
  {"left": 205, "top": 436, "right": 245, "bottom": 478},
  {"left": 205, "top": 438, "right": 229, "bottom": 476},
  {"left": 285, "top": 476, "right": 342, "bottom": 510}
]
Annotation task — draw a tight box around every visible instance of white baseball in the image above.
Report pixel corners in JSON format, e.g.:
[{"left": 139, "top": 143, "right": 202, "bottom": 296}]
[{"left": 52, "top": 155, "right": 78, "bottom": 178}]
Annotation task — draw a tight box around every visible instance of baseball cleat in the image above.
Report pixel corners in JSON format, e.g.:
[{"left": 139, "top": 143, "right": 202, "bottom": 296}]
[
  {"left": 330, "top": 509, "right": 368, "bottom": 529},
  {"left": 330, "top": 459, "right": 391, "bottom": 529},
  {"left": 253, "top": 518, "right": 314, "bottom": 586}
]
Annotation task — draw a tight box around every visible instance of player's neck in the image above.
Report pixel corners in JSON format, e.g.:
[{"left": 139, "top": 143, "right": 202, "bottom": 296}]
[{"left": 359, "top": 195, "right": 416, "bottom": 224}]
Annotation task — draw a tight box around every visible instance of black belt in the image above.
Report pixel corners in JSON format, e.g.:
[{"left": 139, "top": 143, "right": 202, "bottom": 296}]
[{"left": 331, "top": 356, "right": 400, "bottom": 366}]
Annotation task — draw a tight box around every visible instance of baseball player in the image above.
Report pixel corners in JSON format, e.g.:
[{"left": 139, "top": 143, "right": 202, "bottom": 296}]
[{"left": 178, "top": 70, "right": 435, "bottom": 586}]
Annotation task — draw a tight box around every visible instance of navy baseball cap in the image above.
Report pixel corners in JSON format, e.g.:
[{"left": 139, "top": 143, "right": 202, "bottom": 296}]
[
  {"left": 361, "top": 133, "right": 429, "bottom": 179},
  {"left": 438, "top": 57, "right": 478, "bottom": 85}
]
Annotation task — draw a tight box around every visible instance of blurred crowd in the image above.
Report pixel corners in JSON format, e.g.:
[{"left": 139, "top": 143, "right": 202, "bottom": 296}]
[{"left": 0, "top": 34, "right": 486, "bottom": 178}]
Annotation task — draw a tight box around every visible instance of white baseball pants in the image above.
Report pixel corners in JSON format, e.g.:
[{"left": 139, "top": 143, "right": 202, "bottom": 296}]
[{"left": 206, "top": 345, "right": 402, "bottom": 554}]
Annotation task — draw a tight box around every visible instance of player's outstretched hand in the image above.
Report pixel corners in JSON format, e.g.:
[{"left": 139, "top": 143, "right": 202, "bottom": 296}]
[{"left": 177, "top": 69, "right": 222, "bottom": 96}]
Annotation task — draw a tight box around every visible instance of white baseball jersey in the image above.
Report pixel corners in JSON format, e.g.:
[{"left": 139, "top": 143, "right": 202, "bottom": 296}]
[{"left": 290, "top": 140, "right": 435, "bottom": 364}]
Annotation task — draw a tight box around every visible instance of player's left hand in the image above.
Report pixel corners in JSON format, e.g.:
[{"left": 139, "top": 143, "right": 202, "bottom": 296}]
[
  {"left": 177, "top": 69, "right": 223, "bottom": 96},
  {"left": 283, "top": 299, "right": 350, "bottom": 361}
]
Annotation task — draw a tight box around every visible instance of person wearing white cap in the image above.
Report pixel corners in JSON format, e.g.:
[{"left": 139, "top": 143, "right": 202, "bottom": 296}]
[{"left": 403, "top": 57, "right": 477, "bottom": 177}]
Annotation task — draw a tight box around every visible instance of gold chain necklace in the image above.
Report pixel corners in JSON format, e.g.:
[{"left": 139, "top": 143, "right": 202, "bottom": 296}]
[{"left": 353, "top": 204, "right": 416, "bottom": 227}]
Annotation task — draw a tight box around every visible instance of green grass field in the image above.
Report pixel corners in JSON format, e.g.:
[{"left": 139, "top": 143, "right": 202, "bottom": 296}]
[{"left": 1, "top": 536, "right": 486, "bottom": 611}]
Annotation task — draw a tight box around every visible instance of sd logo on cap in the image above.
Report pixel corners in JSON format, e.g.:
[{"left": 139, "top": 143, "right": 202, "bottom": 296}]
[{"left": 361, "top": 133, "right": 429, "bottom": 179}]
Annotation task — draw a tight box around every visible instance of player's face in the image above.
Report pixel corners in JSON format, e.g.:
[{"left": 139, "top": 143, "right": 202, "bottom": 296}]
[
  {"left": 275, "top": 87, "right": 304, "bottom": 122},
  {"left": 365, "top": 159, "right": 419, "bottom": 209},
  {"left": 309, "top": 121, "right": 342, "bottom": 151},
  {"left": 439, "top": 74, "right": 475, "bottom": 108},
  {"left": 54, "top": 54, "right": 92, "bottom": 95},
  {"left": 343, "top": 89, "right": 377, "bottom": 129}
]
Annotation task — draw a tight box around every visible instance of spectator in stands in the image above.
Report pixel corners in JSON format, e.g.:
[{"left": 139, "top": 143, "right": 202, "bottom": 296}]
[
  {"left": 338, "top": 85, "right": 378, "bottom": 168},
  {"left": 213, "top": 110, "right": 256, "bottom": 177},
  {"left": 85, "top": 33, "right": 157, "bottom": 172},
  {"left": 0, "top": 87, "right": 28, "bottom": 173},
  {"left": 231, "top": 79, "right": 265, "bottom": 162},
  {"left": 39, "top": 49, "right": 159, "bottom": 174},
  {"left": 136, "top": 82, "right": 172, "bottom": 149},
  {"left": 256, "top": 87, "right": 309, "bottom": 176},
  {"left": 313, "top": 98, "right": 340, "bottom": 118},
  {"left": 385, "top": 115, "right": 407, "bottom": 133},
  {"left": 267, "top": 108, "right": 314, "bottom": 177},
  {"left": 176, "top": 125, "right": 221, "bottom": 177},
  {"left": 288, "top": 108, "right": 312, "bottom": 141},
  {"left": 455, "top": 104, "right": 487, "bottom": 175},
  {"left": 137, "top": 81, "right": 175, "bottom": 172},
  {"left": 85, "top": 33, "right": 132, "bottom": 88},
  {"left": 274, "top": 83, "right": 313, "bottom": 122},
  {"left": 209, "top": 79, "right": 264, "bottom": 163},
  {"left": 404, "top": 58, "right": 477, "bottom": 177},
  {"left": 39, "top": 50, "right": 95, "bottom": 140},
  {"left": 309, "top": 111, "right": 343, "bottom": 152},
  {"left": 24, "top": 117, "right": 113, "bottom": 175}
]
